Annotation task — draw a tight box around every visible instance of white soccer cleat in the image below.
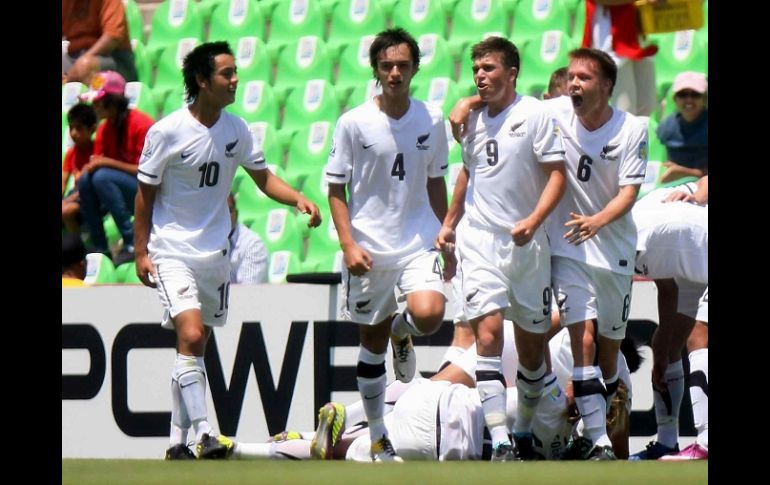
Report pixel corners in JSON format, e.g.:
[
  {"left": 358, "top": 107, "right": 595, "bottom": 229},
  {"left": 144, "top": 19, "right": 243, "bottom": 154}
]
[{"left": 370, "top": 435, "right": 403, "bottom": 462}]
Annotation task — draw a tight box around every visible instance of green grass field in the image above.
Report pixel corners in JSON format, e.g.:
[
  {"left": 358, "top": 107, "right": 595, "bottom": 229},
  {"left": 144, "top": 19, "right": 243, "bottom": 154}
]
[{"left": 63, "top": 460, "right": 707, "bottom": 484}]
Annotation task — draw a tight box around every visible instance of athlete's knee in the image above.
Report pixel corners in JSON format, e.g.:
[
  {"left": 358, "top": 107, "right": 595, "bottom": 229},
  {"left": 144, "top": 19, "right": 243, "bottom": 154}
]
[{"left": 408, "top": 295, "right": 445, "bottom": 333}]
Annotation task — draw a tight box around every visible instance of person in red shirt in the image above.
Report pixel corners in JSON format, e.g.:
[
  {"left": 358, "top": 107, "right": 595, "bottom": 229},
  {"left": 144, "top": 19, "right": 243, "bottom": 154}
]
[
  {"left": 581, "top": 0, "right": 659, "bottom": 116},
  {"left": 62, "top": 103, "right": 98, "bottom": 235},
  {"left": 62, "top": 0, "right": 138, "bottom": 83},
  {"left": 77, "top": 71, "right": 154, "bottom": 265}
]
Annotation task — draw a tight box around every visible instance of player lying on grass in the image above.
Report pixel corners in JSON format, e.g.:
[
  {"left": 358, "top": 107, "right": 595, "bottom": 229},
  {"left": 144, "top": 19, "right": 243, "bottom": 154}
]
[{"left": 228, "top": 320, "right": 641, "bottom": 461}]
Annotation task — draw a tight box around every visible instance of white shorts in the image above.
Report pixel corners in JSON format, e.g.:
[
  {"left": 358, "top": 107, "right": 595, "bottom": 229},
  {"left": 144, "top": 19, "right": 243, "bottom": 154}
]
[
  {"left": 154, "top": 257, "right": 231, "bottom": 329},
  {"left": 458, "top": 222, "right": 551, "bottom": 333},
  {"left": 674, "top": 278, "right": 707, "bottom": 320},
  {"left": 552, "top": 256, "right": 633, "bottom": 340},
  {"left": 697, "top": 287, "right": 708, "bottom": 323},
  {"left": 341, "top": 249, "right": 445, "bottom": 324}
]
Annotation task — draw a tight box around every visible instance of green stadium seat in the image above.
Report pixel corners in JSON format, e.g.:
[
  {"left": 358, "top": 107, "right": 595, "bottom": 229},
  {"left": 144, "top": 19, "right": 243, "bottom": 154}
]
[
  {"left": 637, "top": 116, "right": 662, "bottom": 198},
  {"left": 84, "top": 252, "right": 117, "bottom": 284},
  {"left": 207, "top": 0, "right": 267, "bottom": 44},
  {"left": 285, "top": 121, "right": 334, "bottom": 188},
  {"left": 62, "top": 82, "right": 88, "bottom": 113},
  {"left": 130, "top": 40, "right": 153, "bottom": 85},
  {"left": 412, "top": 77, "right": 463, "bottom": 116},
  {"left": 511, "top": 0, "right": 571, "bottom": 45},
  {"left": 257, "top": 0, "right": 283, "bottom": 18},
  {"left": 160, "top": 86, "right": 188, "bottom": 118},
  {"left": 145, "top": 0, "right": 205, "bottom": 63},
  {"left": 123, "top": 0, "right": 145, "bottom": 44},
  {"left": 124, "top": 81, "right": 158, "bottom": 120},
  {"left": 226, "top": 80, "right": 280, "bottom": 126},
  {"left": 300, "top": 168, "right": 330, "bottom": 210},
  {"left": 457, "top": 43, "right": 480, "bottom": 96},
  {"left": 249, "top": 207, "right": 306, "bottom": 259},
  {"left": 517, "top": 30, "right": 573, "bottom": 99},
  {"left": 653, "top": 30, "right": 708, "bottom": 100},
  {"left": 267, "top": 0, "right": 326, "bottom": 53},
  {"left": 152, "top": 38, "right": 200, "bottom": 107},
  {"left": 500, "top": 0, "right": 521, "bottom": 15},
  {"left": 273, "top": 36, "right": 335, "bottom": 100},
  {"left": 280, "top": 80, "right": 341, "bottom": 145},
  {"left": 416, "top": 34, "right": 455, "bottom": 80},
  {"left": 114, "top": 261, "right": 142, "bottom": 284},
  {"left": 301, "top": 248, "right": 343, "bottom": 273},
  {"left": 327, "top": 0, "right": 387, "bottom": 57},
  {"left": 334, "top": 36, "right": 376, "bottom": 105},
  {"left": 302, "top": 209, "right": 343, "bottom": 272},
  {"left": 235, "top": 164, "right": 287, "bottom": 226},
  {"left": 267, "top": 250, "right": 303, "bottom": 283},
  {"left": 197, "top": 0, "right": 229, "bottom": 20},
  {"left": 231, "top": 36, "right": 272, "bottom": 84},
  {"left": 391, "top": 0, "right": 448, "bottom": 39},
  {"left": 561, "top": 0, "right": 581, "bottom": 13},
  {"left": 569, "top": 0, "right": 585, "bottom": 46},
  {"left": 345, "top": 78, "right": 381, "bottom": 111},
  {"left": 448, "top": 0, "right": 509, "bottom": 57},
  {"left": 318, "top": 0, "right": 343, "bottom": 15},
  {"left": 247, "top": 121, "right": 284, "bottom": 168}
]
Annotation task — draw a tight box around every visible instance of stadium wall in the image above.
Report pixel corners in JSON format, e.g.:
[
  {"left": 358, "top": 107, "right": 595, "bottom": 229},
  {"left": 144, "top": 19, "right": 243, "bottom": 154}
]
[{"left": 62, "top": 280, "right": 696, "bottom": 458}]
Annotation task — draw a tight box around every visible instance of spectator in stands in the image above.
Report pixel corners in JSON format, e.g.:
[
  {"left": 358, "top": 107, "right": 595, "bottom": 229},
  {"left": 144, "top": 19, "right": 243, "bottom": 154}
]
[
  {"left": 62, "top": 233, "right": 87, "bottom": 287},
  {"left": 656, "top": 72, "right": 708, "bottom": 183},
  {"left": 543, "top": 67, "right": 568, "bottom": 99},
  {"left": 77, "top": 71, "right": 154, "bottom": 266},
  {"left": 62, "top": 0, "right": 138, "bottom": 83},
  {"left": 227, "top": 194, "right": 268, "bottom": 284},
  {"left": 581, "top": 0, "right": 659, "bottom": 116},
  {"left": 62, "top": 103, "right": 98, "bottom": 235},
  {"left": 133, "top": 41, "right": 320, "bottom": 461}
]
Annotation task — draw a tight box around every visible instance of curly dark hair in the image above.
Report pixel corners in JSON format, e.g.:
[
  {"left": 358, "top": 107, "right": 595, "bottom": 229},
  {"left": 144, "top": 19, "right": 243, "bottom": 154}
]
[{"left": 182, "top": 41, "right": 234, "bottom": 103}]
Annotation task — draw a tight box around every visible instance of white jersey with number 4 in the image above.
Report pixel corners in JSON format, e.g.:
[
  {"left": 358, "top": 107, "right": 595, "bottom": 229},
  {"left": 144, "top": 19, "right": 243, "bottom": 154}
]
[
  {"left": 462, "top": 95, "right": 565, "bottom": 231},
  {"left": 325, "top": 99, "right": 448, "bottom": 269},
  {"left": 138, "top": 108, "right": 266, "bottom": 264},
  {"left": 545, "top": 96, "right": 648, "bottom": 275}
]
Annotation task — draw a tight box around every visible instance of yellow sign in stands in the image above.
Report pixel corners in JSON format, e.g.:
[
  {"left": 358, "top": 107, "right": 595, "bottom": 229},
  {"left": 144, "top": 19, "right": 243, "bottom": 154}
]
[{"left": 635, "top": 0, "right": 704, "bottom": 34}]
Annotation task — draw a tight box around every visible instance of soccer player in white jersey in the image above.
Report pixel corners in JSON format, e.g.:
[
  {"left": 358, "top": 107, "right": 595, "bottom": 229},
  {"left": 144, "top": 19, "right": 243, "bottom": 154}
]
[
  {"left": 325, "top": 28, "right": 450, "bottom": 462},
  {"left": 436, "top": 36, "right": 567, "bottom": 461},
  {"left": 628, "top": 185, "right": 708, "bottom": 461},
  {"left": 535, "top": 48, "right": 648, "bottom": 461},
  {"left": 133, "top": 41, "right": 321, "bottom": 460},
  {"left": 447, "top": 52, "right": 648, "bottom": 460}
]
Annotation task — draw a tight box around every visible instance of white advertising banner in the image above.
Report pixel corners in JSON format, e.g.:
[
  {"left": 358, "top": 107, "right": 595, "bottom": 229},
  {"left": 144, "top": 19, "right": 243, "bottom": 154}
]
[{"left": 62, "top": 281, "right": 695, "bottom": 458}]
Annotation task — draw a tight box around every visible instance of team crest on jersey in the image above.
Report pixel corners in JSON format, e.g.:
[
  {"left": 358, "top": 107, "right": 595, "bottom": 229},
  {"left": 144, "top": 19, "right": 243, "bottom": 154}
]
[
  {"left": 416, "top": 133, "right": 431, "bottom": 150},
  {"left": 600, "top": 144, "right": 620, "bottom": 161},
  {"left": 225, "top": 139, "right": 239, "bottom": 158},
  {"left": 508, "top": 120, "right": 526, "bottom": 137},
  {"left": 637, "top": 140, "right": 648, "bottom": 161},
  {"left": 142, "top": 132, "right": 159, "bottom": 158}
]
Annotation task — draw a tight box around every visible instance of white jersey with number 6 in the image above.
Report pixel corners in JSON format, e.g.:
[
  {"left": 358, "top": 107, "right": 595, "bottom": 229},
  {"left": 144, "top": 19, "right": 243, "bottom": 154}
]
[{"left": 545, "top": 96, "right": 648, "bottom": 275}]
